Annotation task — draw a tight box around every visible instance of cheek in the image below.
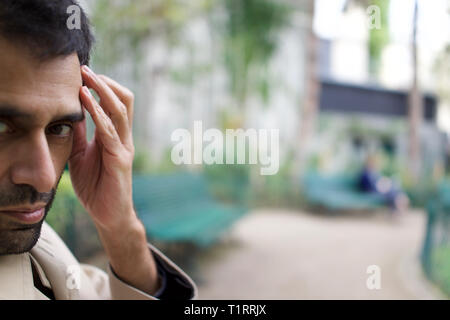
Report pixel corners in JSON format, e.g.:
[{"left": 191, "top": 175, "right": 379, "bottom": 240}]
[
  {"left": 0, "top": 151, "right": 11, "bottom": 184},
  {"left": 0, "top": 141, "right": 23, "bottom": 181},
  {"left": 49, "top": 138, "right": 74, "bottom": 173}
]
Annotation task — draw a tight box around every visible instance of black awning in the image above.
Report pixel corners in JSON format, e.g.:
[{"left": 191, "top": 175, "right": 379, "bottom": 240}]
[{"left": 319, "top": 79, "right": 437, "bottom": 121}]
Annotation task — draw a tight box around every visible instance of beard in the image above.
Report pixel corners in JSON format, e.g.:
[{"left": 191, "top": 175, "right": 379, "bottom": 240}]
[{"left": 0, "top": 174, "right": 62, "bottom": 255}]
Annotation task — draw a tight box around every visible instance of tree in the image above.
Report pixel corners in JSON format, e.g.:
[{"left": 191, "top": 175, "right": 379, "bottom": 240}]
[
  {"left": 293, "top": 0, "right": 319, "bottom": 179},
  {"left": 348, "top": 0, "right": 390, "bottom": 78},
  {"left": 220, "top": 0, "right": 291, "bottom": 118},
  {"left": 408, "top": 0, "right": 423, "bottom": 181},
  {"left": 367, "top": 0, "right": 390, "bottom": 78},
  {"left": 218, "top": 0, "right": 292, "bottom": 193}
]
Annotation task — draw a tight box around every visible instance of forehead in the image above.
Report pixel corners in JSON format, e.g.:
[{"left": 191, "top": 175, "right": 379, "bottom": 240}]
[{"left": 0, "top": 37, "right": 82, "bottom": 117}]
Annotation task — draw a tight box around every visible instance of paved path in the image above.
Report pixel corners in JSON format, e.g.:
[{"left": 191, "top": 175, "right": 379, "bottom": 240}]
[{"left": 195, "top": 209, "right": 446, "bottom": 299}]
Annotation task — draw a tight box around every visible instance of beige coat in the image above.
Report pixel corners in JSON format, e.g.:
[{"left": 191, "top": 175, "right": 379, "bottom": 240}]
[{"left": 0, "top": 222, "right": 197, "bottom": 300}]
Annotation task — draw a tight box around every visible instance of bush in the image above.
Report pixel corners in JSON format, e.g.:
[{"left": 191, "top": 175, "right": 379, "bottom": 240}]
[
  {"left": 46, "top": 171, "right": 102, "bottom": 260},
  {"left": 253, "top": 161, "right": 302, "bottom": 208},
  {"left": 431, "top": 246, "right": 450, "bottom": 297},
  {"left": 203, "top": 163, "right": 250, "bottom": 205},
  {"left": 46, "top": 172, "right": 80, "bottom": 245}
]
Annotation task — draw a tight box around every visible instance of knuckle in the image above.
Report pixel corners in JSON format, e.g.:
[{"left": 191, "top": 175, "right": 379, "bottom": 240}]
[
  {"left": 119, "top": 104, "right": 128, "bottom": 118},
  {"left": 99, "top": 108, "right": 109, "bottom": 124},
  {"left": 110, "top": 106, "right": 128, "bottom": 127},
  {"left": 105, "top": 119, "right": 117, "bottom": 138},
  {"left": 124, "top": 90, "right": 134, "bottom": 104}
]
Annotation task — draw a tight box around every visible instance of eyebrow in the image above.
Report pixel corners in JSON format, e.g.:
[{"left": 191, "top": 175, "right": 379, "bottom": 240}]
[{"left": 0, "top": 104, "right": 85, "bottom": 124}]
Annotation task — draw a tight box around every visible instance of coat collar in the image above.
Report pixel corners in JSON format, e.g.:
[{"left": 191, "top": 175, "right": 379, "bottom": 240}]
[
  {"left": 30, "top": 223, "right": 80, "bottom": 300},
  {"left": 0, "top": 222, "right": 80, "bottom": 300},
  {"left": 0, "top": 253, "right": 35, "bottom": 299}
]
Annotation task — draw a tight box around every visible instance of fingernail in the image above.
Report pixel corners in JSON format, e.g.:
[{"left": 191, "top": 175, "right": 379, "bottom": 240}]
[
  {"left": 83, "top": 65, "right": 95, "bottom": 76},
  {"left": 83, "top": 86, "right": 92, "bottom": 97}
]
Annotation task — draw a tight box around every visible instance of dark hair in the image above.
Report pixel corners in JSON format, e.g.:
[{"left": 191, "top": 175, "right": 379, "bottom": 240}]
[{"left": 0, "top": 0, "right": 94, "bottom": 65}]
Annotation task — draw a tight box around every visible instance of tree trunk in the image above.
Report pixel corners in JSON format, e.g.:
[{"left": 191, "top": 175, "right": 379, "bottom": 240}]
[
  {"left": 408, "top": 0, "right": 423, "bottom": 181},
  {"left": 293, "top": 0, "right": 320, "bottom": 180}
]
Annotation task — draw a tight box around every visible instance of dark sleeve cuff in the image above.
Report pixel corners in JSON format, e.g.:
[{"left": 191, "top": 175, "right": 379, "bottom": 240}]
[
  {"left": 152, "top": 259, "right": 167, "bottom": 298},
  {"left": 151, "top": 246, "right": 195, "bottom": 300},
  {"left": 108, "top": 243, "right": 197, "bottom": 300}
]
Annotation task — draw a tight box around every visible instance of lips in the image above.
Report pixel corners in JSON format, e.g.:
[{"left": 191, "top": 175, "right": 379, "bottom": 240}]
[{"left": 0, "top": 207, "right": 45, "bottom": 224}]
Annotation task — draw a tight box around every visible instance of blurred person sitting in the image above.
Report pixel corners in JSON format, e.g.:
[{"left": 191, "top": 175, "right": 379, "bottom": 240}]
[{"left": 358, "top": 154, "right": 409, "bottom": 216}]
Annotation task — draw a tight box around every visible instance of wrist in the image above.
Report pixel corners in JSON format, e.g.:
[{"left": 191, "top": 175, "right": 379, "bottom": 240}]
[
  {"left": 97, "top": 214, "right": 147, "bottom": 260},
  {"left": 95, "top": 208, "right": 141, "bottom": 235},
  {"left": 97, "top": 216, "right": 161, "bottom": 294}
]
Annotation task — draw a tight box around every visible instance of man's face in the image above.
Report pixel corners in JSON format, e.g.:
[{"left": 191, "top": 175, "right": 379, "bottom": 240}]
[{"left": 0, "top": 37, "right": 84, "bottom": 255}]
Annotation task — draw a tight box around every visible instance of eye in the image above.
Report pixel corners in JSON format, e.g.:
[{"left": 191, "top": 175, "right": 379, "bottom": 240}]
[
  {"left": 0, "top": 121, "right": 11, "bottom": 134},
  {"left": 47, "top": 123, "right": 73, "bottom": 137}
]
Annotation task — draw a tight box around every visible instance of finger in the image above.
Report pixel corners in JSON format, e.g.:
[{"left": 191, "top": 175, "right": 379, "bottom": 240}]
[
  {"left": 81, "top": 66, "right": 131, "bottom": 146},
  {"left": 80, "top": 86, "right": 122, "bottom": 155},
  {"left": 97, "top": 74, "right": 134, "bottom": 128}
]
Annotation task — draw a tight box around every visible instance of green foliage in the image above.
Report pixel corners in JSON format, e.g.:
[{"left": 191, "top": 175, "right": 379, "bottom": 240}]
[
  {"left": 46, "top": 172, "right": 80, "bottom": 237},
  {"left": 402, "top": 161, "right": 442, "bottom": 208},
  {"left": 368, "top": 0, "right": 390, "bottom": 76},
  {"left": 45, "top": 171, "right": 86, "bottom": 252},
  {"left": 220, "top": 0, "right": 291, "bottom": 108},
  {"left": 404, "top": 179, "right": 436, "bottom": 208},
  {"left": 203, "top": 160, "right": 251, "bottom": 205},
  {"left": 91, "top": 0, "right": 211, "bottom": 70},
  {"left": 422, "top": 181, "right": 450, "bottom": 298},
  {"left": 431, "top": 246, "right": 450, "bottom": 298},
  {"left": 252, "top": 155, "right": 303, "bottom": 208},
  {"left": 46, "top": 171, "right": 102, "bottom": 260},
  {"left": 170, "top": 63, "right": 213, "bottom": 86},
  {"left": 133, "top": 147, "right": 154, "bottom": 174},
  {"left": 133, "top": 147, "right": 182, "bottom": 174}
]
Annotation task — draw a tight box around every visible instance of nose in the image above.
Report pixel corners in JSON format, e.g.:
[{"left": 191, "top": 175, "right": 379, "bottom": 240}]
[{"left": 10, "top": 132, "right": 57, "bottom": 193}]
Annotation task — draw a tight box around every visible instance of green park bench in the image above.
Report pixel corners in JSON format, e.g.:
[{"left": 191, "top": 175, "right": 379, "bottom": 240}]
[
  {"left": 301, "top": 172, "right": 386, "bottom": 212},
  {"left": 132, "top": 172, "right": 247, "bottom": 247}
]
